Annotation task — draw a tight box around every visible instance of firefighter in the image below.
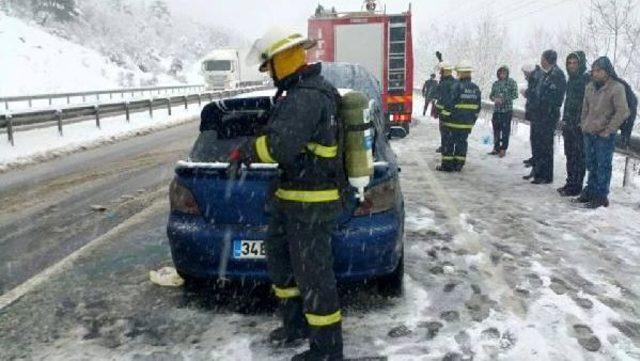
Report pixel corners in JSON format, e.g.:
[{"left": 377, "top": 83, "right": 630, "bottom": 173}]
[
  {"left": 231, "top": 27, "right": 344, "bottom": 360},
  {"left": 434, "top": 64, "right": 456, "bottom": 153},
  {"left": 437, "top": 61, "right": 481, "bottom": 172}
]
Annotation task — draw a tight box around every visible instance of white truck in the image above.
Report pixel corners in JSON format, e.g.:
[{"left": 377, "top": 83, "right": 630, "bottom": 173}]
[{"left": 201, "top": 49, "right": 241, "bottom": 90}]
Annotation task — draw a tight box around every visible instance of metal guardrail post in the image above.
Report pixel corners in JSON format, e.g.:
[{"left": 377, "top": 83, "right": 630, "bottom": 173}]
[
  {"left": 124, "top": 101, "right": 130, "bottom": 122},
  {"left": 6, "top": 114, "right": 14, "bottom": 146},
  {"left": 55, "top": 110, "right": 63, "bottom": 136},
  {"left": 197, "top": 94, "right": 202, "bottom": 107},
  {"left": 183, "top": 96, "right": 188, "bottom": 110},
  {"left": 82, "top": 95, "right": 86, "bottom": 103},
  {"left": 149, "top": 99, "right": 154, "bottom": 118},
  {"left": 166, "top": 98, "right": 172, "bottom": 116},
  {"left": 94, "top": 105, "right": 101, "bottom": 129},
  {"left": 66, "top": 95, "right": 70, "bottom": 104},
  {"left": 28, "top": 99, "right": 32, "bottom": 108},
  {"left": 4, "top": 101, "right": 8, "bottom": 111}
]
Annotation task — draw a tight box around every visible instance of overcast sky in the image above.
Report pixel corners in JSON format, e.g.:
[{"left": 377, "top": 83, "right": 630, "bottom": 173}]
[{"left": 167, "top": 0, "right": 586, "bottom": 42}]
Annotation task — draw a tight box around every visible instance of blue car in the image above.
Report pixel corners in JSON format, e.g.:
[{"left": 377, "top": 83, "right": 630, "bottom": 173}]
[{"left": 167, "top": 63, "right": 405, "bottom": 296}]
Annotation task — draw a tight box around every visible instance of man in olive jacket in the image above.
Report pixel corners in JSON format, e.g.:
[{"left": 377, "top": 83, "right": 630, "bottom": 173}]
[
  {"left": 489, "top": 65, "right": 519, "bottom": 157},
  {"left": 576, "top": 56, "right": 630, "bottom": 208},
  {"left": 558, "top": 51, "right": 590, "bottom": 197}
]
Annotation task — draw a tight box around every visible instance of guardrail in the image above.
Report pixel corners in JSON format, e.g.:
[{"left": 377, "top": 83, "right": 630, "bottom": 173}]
[
  {"left": 0, "top": 85, "right": 268, "bottom": 146},
  {"left": 0, "top": 84, "right": 207, "bottom": 111}
]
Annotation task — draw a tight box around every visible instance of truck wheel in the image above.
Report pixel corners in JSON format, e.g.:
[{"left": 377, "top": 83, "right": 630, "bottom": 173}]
[
  {"left": 376, "top": 250, "right": 404, "bottom": 298},
  {"left": 401, "top": 122, "right": 410, "bottom": 134}
]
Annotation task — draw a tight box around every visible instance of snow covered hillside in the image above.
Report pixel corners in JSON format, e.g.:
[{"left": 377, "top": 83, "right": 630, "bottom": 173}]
[{"left": 0, "top": 14, "right": 152, "bottom": 96}]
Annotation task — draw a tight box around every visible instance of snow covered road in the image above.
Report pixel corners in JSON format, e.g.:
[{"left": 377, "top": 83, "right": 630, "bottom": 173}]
[{"left": 1, "top": 104, "right": 640, "bottom": 360}]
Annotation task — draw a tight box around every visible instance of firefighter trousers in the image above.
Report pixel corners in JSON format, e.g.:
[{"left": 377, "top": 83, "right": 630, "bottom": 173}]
[
  {"left": 266, "top": 199, "right": 343, "bottom": 357},
  {"left": 441, "top": 128, "right": 470, "bottom": 171}
]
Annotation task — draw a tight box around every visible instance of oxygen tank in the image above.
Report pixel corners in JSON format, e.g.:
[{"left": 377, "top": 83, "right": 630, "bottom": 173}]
[{"left": 339, "top": 91, "right": 374, "bottom": 201}]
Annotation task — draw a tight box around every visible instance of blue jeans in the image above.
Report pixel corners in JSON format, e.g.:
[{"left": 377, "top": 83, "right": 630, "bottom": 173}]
[{"left": 583, "top": 133, "right": 616, "bottom": 197}]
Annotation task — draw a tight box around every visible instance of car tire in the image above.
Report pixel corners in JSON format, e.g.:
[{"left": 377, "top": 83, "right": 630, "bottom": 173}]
[
  {"left": 401, "top": 122, "right": 411, "bottom": 135},
  {"left": 376, "top": 250, "right": 404, "bottom": 298}
]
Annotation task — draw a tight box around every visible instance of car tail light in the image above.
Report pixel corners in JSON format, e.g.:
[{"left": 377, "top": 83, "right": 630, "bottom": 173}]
[
  {"left": 354, "top": 179, "right": 398, "bottom": 216},
  {"left": 169, "top": 178, "right": 201, "bottom": 215}
]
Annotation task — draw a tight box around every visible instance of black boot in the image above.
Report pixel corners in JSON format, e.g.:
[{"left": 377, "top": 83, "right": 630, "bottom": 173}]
[
  {"left": 269, "top": 298, "right": 309, "bottom": 347},
  {"left": 558, "top": 186, "right": 582, "bottom": 197},
  {"left": 586, "top": 196, "right": 610, "bottom": 209},
  {"left": 292, "top": 323, "right": 343, "bottom": 361},
  {"left": 436, "top": 164, "right": 453, "bottom": 172},
  {"left": 572, "top": 192, "right": 592, "bottom": 204}
]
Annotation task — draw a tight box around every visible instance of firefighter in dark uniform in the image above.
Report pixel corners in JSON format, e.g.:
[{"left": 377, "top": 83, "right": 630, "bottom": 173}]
[
  {"left": 437, "top": 61, "right": 482, "bottom": 172},
  {"left": 232, "top": 27, "right": 344, "bottom": 361},
  {"left": 434, "top": 64, "right": 456, "bottom": 153}
]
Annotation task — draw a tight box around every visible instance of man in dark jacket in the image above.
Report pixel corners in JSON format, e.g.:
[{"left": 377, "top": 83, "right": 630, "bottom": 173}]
[
  {"left": 489, "top": 65, "right": 519, "bottom": 157},
  {"left": 435, "top": 65, "right": 456, "bottom": 153},
  {"left": 422, "top": 73, "right": 438, "bottom": 116},
  {"left": 529, "top": 50, "right": 567, "bottom": 184},
  {"left": 558, "top": 51, "right": 590, "bottom": 196},
  {"left": 236, "top": 27, "right": 344, "bottom": 361}
]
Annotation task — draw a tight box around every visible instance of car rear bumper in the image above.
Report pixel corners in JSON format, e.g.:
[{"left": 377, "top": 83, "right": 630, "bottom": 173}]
[{"left": 167, "top": 210, "right": 403, "bottom": 283}]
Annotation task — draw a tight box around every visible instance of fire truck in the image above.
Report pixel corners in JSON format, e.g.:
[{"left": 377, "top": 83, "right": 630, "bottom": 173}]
[{"left": 308, "top": 1, "right": 414, "bottom": 134}]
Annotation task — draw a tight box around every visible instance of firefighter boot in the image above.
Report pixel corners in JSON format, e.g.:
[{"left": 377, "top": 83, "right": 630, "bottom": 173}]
[
  {"left": 292, "top": 323, "right": 344, "bottom": 361},
  {"left": 269, "top": 297, "right": 309, "bottom": 347}
]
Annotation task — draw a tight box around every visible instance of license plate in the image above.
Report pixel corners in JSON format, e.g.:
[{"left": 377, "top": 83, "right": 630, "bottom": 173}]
[{"left": 233, "top": 240, "right": 266, "bottom": 259}]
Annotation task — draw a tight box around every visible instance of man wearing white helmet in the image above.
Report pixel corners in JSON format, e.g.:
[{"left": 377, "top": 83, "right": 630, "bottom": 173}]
[
  {"left": 437, "top": 61, "right": 482, "bottom": 172},
  {"left": 434, "top": 63, "right": 456, "bottom": 153},
  {"left": 230, "top": 26, "right": 344, "bottom": 360}
]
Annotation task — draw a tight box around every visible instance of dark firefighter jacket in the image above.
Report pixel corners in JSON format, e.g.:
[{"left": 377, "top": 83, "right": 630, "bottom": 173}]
[
  {"left": 443, "top": 79, "right": 482, "bottom": 130},
  {"left": 563, "top": 51, "right": 590, "bottom": 127},
  {"left": 435, "top": 75, "right": 457, "bottom": 121},
  {"left": 247, "top": 63, "right": 343, "bottom": 203}
]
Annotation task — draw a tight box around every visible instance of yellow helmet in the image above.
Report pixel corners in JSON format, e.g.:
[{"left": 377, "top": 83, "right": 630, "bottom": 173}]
[
  {"left": 247, "top": 26, "right": 317, "bottom": 72},
  {"left": 455, "top": 61, "right": 473, "bottom": 72}
]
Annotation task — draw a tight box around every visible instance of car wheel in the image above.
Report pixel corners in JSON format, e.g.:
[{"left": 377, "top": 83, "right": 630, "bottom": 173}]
[{"left": 376, "top": 250, "right": 404, "bottom": 298}]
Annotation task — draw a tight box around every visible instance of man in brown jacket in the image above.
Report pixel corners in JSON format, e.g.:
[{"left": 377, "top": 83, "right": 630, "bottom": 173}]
[{"left": 576, "top": 56, "right": 630, "bottom": 208}]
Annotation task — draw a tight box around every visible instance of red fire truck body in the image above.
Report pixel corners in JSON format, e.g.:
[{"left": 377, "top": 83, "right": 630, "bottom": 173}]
[{"left": 308, "top": 5, "right": 414, "bottom": 131}]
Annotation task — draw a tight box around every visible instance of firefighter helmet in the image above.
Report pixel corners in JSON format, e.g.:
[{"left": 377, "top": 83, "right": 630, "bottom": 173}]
[
  {"left": 247, "top": 26, "right": 317, "bottom": 72},
  {"left": 440, "top": 63, "right": 454, "bottom": 71},
  {"left": 455, "top": 61, "right": 474, "bottom": 72}
]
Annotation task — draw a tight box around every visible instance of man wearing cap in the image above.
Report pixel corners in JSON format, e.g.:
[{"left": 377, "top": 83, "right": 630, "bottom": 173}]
[
  {"left": 422, "top": 73, "right": 438, "bottom": 116},
  {"left": 530, "top": 49, "right": 566, "bottom": 184},
  {"left": 231, "top": 27, "right": 344, "bottom": 360},
  {"left": 437, "top": 61, "right": 481, "bottom": 172},
  {"left": 576, "top": 56, "right": 630, "bottom": 208}
]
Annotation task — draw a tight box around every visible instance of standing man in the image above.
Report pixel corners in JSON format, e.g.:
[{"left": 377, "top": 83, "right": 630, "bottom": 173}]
[
  {"left": 530, "top": 50, "right": 566, "bottom": 184},
  {"left": 558, "top": 51, "right": 590, "bottom": 197},
  {"left": 577, "top": 56, "right": 630, "bottom": 208},
  {"left": 522, "top": 64, "right": 542, "bottom": 178},
  {"left": 435, "top": 64, "right": 456, "bottom": 153},
  {"left": 234, "top": 27, "right": 344, "bottom": 360},
  {"left": 422, "top": 73, "right": 438, "bottom": 116},
  {"left": 437, "top": 61, "right": 482, "bottom": 172},
  {"left": 489, "top": 65, "right": 519, "bottom": 157}
]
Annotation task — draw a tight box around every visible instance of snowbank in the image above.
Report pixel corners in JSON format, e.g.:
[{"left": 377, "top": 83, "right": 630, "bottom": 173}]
[{"left": 0, "top": 14, "right": 139, "bottom": 96}]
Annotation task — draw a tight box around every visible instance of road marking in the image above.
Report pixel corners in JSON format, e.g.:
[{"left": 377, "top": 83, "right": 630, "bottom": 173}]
[{"left": 0, "top": 199, "right": 168, "bottom": 311}]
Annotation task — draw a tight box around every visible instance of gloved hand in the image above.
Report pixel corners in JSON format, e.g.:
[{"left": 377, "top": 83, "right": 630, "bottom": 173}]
[{"left": 227, "top": 143, "right": 252, "bottom": 178}]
